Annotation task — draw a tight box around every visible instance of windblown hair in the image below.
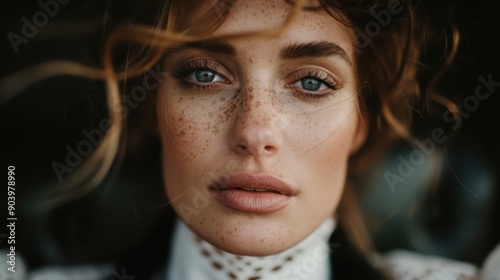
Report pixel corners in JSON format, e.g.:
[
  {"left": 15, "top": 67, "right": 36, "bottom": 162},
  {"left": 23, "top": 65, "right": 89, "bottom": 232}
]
[{"left": 0, "top": 0, "right": 459, "bottom": 254}]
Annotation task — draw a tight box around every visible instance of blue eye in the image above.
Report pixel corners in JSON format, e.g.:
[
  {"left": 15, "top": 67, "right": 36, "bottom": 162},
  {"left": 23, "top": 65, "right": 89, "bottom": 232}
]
[
  {"left": 188, "top": 69, "right": 224, "bottom": 83},
  {"left": 301, "top": 77, "right": 321, "bottom": 91},
  {"left": 295, "top": 77, "right": 329, "bottom": 91}
]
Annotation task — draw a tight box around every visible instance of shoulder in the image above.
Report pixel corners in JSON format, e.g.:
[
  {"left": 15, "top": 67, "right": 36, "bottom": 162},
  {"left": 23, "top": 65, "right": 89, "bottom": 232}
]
[
  {"left": 373, "top": 250, "right": 477, "bottom": 279},
  {"left": 372, "top": 244, "right": 500, "bottom": 280},
  {"left": 480, "top": 244, "right": 500, "bottom": 280}
]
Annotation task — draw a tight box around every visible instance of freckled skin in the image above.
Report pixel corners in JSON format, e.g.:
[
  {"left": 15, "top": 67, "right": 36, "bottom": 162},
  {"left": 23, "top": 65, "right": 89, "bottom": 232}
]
[{"left": 157, "top": 0, "right": 367, "bottom": 256}]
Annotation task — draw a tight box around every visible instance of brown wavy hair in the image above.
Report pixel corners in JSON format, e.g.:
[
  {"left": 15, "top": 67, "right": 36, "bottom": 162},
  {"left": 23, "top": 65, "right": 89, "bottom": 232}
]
[{"left": 0, "top": 0, "right": 459, "bottom": 254}]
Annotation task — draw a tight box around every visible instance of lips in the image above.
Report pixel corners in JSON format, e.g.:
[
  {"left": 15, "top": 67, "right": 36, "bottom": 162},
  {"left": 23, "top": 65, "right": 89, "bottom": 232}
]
[{"left": 210, "top": 173, "right": 296, "bottom": 213}]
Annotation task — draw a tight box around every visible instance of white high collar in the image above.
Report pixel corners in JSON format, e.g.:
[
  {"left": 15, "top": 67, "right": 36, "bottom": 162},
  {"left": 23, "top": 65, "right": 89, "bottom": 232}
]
[{"left": 166, "top": 217, "right": 335, "bottom": 280}]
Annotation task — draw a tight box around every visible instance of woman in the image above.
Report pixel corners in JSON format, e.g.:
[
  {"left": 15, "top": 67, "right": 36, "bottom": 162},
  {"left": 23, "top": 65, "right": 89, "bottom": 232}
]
[{"left": 1, "top": 0, "right": 499, "bottom": 279}]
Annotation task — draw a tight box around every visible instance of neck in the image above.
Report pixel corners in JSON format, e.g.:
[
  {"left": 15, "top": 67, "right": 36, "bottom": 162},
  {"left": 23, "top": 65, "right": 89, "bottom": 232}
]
[{"left": 167, "top": 217, "right": 336, "bottom": 280}]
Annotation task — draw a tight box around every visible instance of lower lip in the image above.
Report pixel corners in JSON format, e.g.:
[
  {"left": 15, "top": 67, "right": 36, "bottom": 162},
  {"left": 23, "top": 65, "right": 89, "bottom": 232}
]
[{"left": 212, "top": 189, "right": 292, "bottom": 213}]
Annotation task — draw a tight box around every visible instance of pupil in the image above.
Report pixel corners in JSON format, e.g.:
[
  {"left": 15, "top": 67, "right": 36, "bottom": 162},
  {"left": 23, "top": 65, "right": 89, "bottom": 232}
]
[
  {"left": 195, "top": 70, "right": 215, "bottom": 82},
  {"left": 301, "top": 78, "right": 321, "bottom": 91}
]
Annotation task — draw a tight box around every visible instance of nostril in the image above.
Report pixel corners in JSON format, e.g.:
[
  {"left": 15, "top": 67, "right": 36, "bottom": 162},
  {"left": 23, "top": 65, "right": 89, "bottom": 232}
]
[
  {"left": 237, "top": 144, "right": 248, "bottom": 151},
  {"left": 264, "top": 145, "right": 274, "bottom": 152}
]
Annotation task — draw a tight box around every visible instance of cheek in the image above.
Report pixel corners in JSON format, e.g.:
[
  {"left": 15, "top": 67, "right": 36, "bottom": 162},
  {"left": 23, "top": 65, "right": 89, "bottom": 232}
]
[
  {"left": 157, "top": 92, "right": 216, "bottom": 162},
  {"left": 159, "top": 106, "right": 210, "bottom": 161},
  {"left": 156, "top": 83, "right": 237, "bottom": 184},
  {"left": 292, "top": 102, "right": 359, "bottom": 216},
  {"left": 156, "top": 88, "right": 215, "bottom": 204},
  {"left": 295, "top": 101, "right": 360, "bottom": 170}
]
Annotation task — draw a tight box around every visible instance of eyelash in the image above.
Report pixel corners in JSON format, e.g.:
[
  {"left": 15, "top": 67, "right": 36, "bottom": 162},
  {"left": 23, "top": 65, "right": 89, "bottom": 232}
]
[
  {"left": 172, "top": 58, "right": 340, "bottom": 101},
  {"left": 287, "top": 69, "right": 339, "bottom": 101},
  {"left": 172, "top": 58, "right": 230, "bottom": 90}
]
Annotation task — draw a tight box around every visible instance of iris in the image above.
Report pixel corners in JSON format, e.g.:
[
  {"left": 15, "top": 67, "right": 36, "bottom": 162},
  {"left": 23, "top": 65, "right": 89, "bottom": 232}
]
[
  {"left": 194, "top": 69, "right": 216, "bottom": 83},
  {"left": 301, "top": 77, "right": 321, "bottom": 91}
]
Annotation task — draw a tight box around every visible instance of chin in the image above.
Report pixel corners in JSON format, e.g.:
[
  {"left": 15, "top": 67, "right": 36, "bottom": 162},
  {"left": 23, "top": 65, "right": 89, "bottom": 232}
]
[
  {"left": 209, "top": 239, "right": 282, "bottom": 256},
  {"left": 183, "top": 207, "right": 304, "bottom": 257},
  {"left": 204, "top": 229, "right": 297, "bottom": 257}
]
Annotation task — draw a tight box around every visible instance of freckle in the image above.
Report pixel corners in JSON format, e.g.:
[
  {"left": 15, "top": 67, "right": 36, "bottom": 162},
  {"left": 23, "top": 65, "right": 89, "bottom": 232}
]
[
  {"left": 272, "top": 265, "right": 282, "bottom": 271},
  {"left": 212, "top": 262, "right": 223, "bottom": 270},
  {"left": 248, "top": 58, "right": 253, "bottom": 64},
  {"left": 201, "top": 249, "right": 210, "bottom": 256},
  {"left": 178, "top": 97, "right": 183, "bottom": 102}
]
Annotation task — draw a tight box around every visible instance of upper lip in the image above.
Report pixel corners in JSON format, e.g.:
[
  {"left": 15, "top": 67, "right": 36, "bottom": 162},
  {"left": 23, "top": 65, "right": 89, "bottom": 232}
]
[{"left": 211, "top": 173, "right": 296, "bottom": 196}]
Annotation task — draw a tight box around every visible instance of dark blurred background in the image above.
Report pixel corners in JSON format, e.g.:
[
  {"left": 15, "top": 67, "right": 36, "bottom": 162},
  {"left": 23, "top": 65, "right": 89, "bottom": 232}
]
[{"left": 0, "top": 0, "right": 499, "bottom": 272}]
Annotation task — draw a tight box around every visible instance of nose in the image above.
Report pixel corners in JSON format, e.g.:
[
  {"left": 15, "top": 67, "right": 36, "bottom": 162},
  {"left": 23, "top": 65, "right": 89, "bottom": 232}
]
[{"left": 229, "top": 88, "right": 282, "bottom": 158}]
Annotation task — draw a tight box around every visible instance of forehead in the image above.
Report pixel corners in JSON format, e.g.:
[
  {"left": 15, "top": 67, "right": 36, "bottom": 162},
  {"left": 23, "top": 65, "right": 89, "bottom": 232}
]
[{"left": 181, "top": 0, "right": 356, "bottom": 58}]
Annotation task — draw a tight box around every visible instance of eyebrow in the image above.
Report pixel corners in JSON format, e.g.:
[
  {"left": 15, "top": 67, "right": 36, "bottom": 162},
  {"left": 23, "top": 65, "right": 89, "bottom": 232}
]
[
  {"left": 280, "top": 41, "right": 352, "bottom": 65},
  {"left": 169, "top": 40, "right": 351, "bottom": 65}
]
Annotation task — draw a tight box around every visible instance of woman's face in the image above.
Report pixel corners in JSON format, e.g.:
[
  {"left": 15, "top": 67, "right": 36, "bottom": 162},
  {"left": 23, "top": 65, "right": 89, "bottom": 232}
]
[{"left": 157, "top": 0, "right": 366, "bottom": 256}]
